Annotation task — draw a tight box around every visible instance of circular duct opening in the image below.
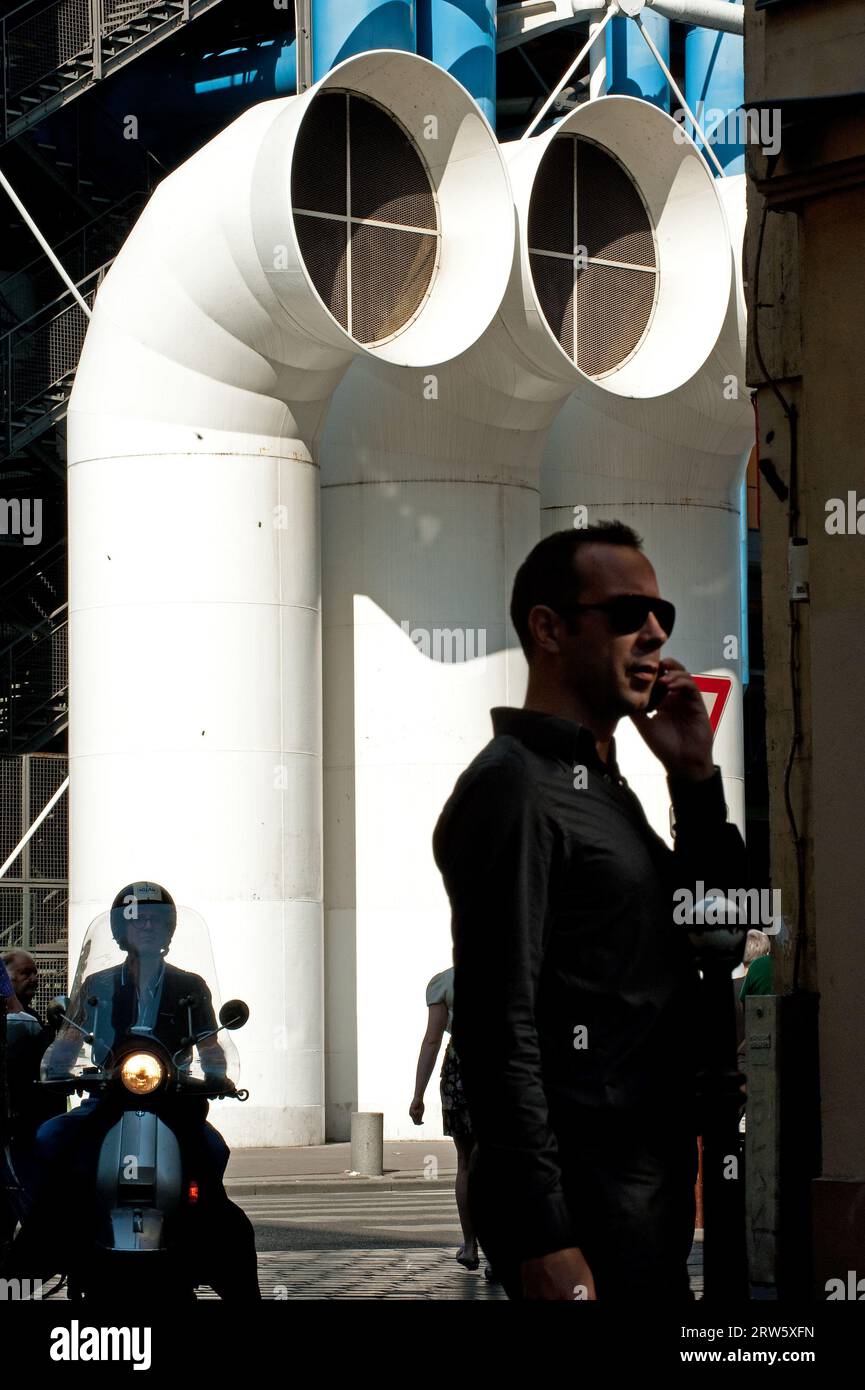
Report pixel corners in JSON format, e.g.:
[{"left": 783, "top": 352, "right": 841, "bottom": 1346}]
[
  {"left": 527, "top": 134, "right": 658, "bottom": 380},
  {"left": 291, "top": 90, "right": 440, "bottom": 346}
]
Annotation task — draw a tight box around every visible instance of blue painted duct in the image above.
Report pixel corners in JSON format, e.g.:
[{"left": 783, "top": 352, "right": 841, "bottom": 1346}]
[
  {"left": 739, "top": 473, "right": 750, "bottom": 688},
  {"left": 606, "top": 12, "right": 670, "bottom": 112},
  {"left": 685, "top": 4, "right": 745, "bottom": 176},
  {"left": 417, "top": 0, "right": 496, "bottom": 127},
  {"left": 685, "top": 1, "right": 747, "bottom": 680},
  {"left": 192, "top": 37, "right": 298, "bottom": 97},
  {"left": 311, "top": 0, "right": 416, "bottom": 80}
]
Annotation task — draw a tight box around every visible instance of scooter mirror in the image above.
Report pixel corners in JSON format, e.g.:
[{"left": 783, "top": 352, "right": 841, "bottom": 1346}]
[
  {"left": 46, "top": 995, "right": 70, "bottom": 1030},
  {"left": 219, "top": 999, "right": 249, "bottom": 1031}
]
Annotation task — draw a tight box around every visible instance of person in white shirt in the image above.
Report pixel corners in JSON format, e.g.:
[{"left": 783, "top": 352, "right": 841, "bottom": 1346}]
[{"left": 410, "top": 966, "right": 481, "bottom": 1271}]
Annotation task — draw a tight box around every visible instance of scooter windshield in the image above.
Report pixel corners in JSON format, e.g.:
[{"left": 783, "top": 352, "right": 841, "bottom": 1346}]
[{"left": 41, "top": 905, "right": 240, "bottom": 1087}]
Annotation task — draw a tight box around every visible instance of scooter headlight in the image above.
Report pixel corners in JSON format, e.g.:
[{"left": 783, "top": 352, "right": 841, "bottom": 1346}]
[{"left": 120, "top": 1052, "right": 165, "bottom": 1095}]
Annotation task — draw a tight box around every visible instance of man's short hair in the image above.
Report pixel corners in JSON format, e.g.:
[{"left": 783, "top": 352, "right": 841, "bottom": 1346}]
[
  {"left": 510, "top": 522, "right": 644, "bottom": 658},
  {"left": 743, "top": 930, "right": 771, "bottom": 966}
]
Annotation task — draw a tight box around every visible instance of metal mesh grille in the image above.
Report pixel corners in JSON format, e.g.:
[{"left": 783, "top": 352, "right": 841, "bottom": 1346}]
[
  {"left": 577, "top": 141, "right": 656, "bottom": 268},
  {"left": 528, "top": 137, "right": 573, "bottom": 254},
  {"left": 0, "top": 884, "right": 26, "bottom": 950},
  {"left": 0, "top": 621, "right": 68, "bottom": 750},
  {"left": 348, "top": 95, "right": 437, "bottom": 230},
  {"left": 0, "top": 756, "right": 67, "bottom": 955},
  {"left": 577, "top": 262, "right": 657, "bottom": 377},
  {"left": 52, "top": 622, "right": 68, "bottom": 697},
  {"left": 527, "top": 135, "right": 657, "bottom": 377},
  {"left": 291, "top": 92, "right": 347, "bottom": 216},
  {"left": 529, "top": 254, "right": 574, "bottom": 358},
  {"left": 12, "top": 299, "right": 92, "bottom": 414},
  {"left": 0, "top": 758, "right": 24, "bottom": 881},
  {"left": 31, "top": 952, "right": 70, "bottom": 1017},
  {"left": 350, "top": 224, "right": 437, "bottom": 345},
  {"left": 28, "top": 754, "right": 68, "bottom": 881},
  {"left": 0, "top": 887, "right": 68, "bottom": 953},
  {"left": 291, "top": 90, "right": 439, "bottom": 345},
  {"left": 6, "top": 0, "right": 91, "bottom": 96},
  {"left": 294, "top": 214, "right": 348, "bottom": 329}
]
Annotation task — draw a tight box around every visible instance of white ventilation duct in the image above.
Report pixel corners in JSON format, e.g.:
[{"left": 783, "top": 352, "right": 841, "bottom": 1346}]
[
  {"left": 541, "top": 172, "right": 753, "bottom": 840},
  {"left": 65, "top": 51, "right": 513, "bottom": 1147},
  {"left": 320, "top": 95, "right": 733, "bottom": 1140}
]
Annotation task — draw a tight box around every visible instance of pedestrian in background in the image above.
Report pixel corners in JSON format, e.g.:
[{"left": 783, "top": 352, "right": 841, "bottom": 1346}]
[
  {"left": 410, "top": 966, "right": 480, "bottom": 1270},
  {"left": 739, "top": 928, "right": 773, "bottom": 1001},
  {"left": 1, "top": 951, "right": 64, "bottom": 1244}
]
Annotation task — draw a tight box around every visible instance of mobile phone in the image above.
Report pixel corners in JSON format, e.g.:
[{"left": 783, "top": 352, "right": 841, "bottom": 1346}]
[{"left": 647, "top": 672, "right": 669, "bottom": 712}]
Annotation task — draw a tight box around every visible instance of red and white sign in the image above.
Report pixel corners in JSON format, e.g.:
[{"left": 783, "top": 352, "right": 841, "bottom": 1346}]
[{"left": 694, "top": 674, "right": 733, "bottom": 736}]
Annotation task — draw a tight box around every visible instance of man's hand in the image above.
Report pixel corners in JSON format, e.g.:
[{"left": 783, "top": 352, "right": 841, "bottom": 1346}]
[
  {"left": 409, "top": 1097, "right": 424, "bottom": 1125},
  {"left": 631, "top": 658, "right": 714, "bottom": 782},
  {"left": 520, "top": 1246, "right": 597, "bottom": 1300}
]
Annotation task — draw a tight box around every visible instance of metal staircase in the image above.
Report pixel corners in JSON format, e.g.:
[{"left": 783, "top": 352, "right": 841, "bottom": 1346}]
[
  {"left": 1, "top": 260, "right": 104, "bottom": 457},
  {"left": 0, "top": 543, "right": 68, "bottom": 754},
  {"left": 1, "top": 103, "right": 159, "bottom": 460},
  {"left": 1, "top": 0, "right": 226, "bottom": 142},
  {"left": 0, "top": 751, "right": 69, "bottom": 976}
]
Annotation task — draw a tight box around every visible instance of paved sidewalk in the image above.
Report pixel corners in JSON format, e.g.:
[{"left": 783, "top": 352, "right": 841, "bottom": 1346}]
[{"left": 225, "top": 1140, "right": 458, "bottom": 1195}]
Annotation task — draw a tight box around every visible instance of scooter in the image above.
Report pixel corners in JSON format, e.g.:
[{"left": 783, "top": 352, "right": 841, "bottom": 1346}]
[{"left": 7, "top": 898, "right": 256, "bottom": 1300}]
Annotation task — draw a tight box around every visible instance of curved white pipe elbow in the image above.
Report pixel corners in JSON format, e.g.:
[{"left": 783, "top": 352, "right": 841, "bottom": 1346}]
[
  {"left": 69, "top": 49, "right": 514, "bottom": 457},
  {"left": 66, "top": 50, "right": 514, "bottom": 1148}
]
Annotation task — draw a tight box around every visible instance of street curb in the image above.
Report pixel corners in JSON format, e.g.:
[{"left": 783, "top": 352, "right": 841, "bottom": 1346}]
[{"left": 226, "top": 1174, "right": 457, "bottom": 1197}]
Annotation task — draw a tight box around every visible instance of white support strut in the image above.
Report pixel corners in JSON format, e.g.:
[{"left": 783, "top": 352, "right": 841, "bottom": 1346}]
[
  {"left": 0, "top": 167, "right": 93, "bottom": 316},
  {"left": 634, "top": 12, "right": 728, "bottom": 177},
  {"left": 521, "top": 4, "right": 616, "bottom": 138},
  {"left": 0, "top": 777, "right": 70, "bottom": 881},
  {"left": 497, "top": 0, "right": 743, "bottom": 55}
]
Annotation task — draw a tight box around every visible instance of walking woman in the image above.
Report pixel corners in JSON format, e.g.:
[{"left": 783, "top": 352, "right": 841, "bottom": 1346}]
[{"left": 409, "top": 966, "right": 479, "bottom": 1270}]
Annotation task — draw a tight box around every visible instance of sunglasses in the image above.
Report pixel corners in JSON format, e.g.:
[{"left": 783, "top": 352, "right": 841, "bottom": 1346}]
[{"left": 558, "top": 594, "right": 676, "bottom": 638}]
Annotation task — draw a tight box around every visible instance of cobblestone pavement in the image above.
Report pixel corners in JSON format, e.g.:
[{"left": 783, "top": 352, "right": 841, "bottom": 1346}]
[
  {"left": 200, "top": 1248, "right": 508, "bottom": 1300},
  {"left": 37, "top": 1186, "right": 704, "bottom": 1300},
  {"left": 240, "top": 1185, "right": 468, "bottom": 1248},
  {"left": 224, "top": 1188, "right": 704, "bottom": 1300}
]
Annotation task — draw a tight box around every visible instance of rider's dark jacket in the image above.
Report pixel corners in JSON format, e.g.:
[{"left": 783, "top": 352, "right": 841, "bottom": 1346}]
[{"left": 71, "top": 962, "right": 218, "bottom": 1066}]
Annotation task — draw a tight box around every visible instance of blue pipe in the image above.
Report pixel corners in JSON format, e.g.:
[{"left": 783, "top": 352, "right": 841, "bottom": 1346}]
[
  {"left": 606, "top": 12, "right": 670, "bottom": 112},
  {"left": 416, "top": 0, "right": 496, "bottom": 127},
  {"left": 192, "top": 38, "right": 297, "bottom": 97},
  {"left": 684, "top": 3, "right": 745, "bottom": 177},
  {"left": 739, "top": 473, "right": 750, "bottom": 689},
  {"left": 311, "top": 0, "right": 416, "bottom": 81},
  {"left": 102, "top": 36, "right": 298, "bottom": 137}
]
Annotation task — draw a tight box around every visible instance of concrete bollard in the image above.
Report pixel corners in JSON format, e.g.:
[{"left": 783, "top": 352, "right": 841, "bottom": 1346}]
[{"left": 351, "top": 1111, "right": 384, "bottom": 1176}]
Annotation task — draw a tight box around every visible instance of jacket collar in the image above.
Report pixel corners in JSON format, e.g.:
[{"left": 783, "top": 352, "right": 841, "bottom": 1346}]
[{"left": 491, "top": 706, "right": 624, "bottom": 781}]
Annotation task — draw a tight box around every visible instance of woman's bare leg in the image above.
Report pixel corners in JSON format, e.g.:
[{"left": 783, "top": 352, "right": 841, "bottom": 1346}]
[{"left": 453, "top": 1133, "right": 478, "bottom": 1261}]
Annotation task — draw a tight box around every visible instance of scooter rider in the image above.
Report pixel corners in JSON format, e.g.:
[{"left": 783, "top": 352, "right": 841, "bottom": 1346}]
[
  {"left": 19, "top": 882, "right": 260, "bottom": 1299},
  {"left": 37, "top": 883, "right": 231, "bottom": 1174}
]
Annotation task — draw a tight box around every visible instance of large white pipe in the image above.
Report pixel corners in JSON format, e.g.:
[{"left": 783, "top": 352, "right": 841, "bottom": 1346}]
[
  {"left": 541, "top": 172, "right": 753, "bottom": 841},
  {"left": 647, "top": 0, "right": 743, "bottom": 38},
  {"left": 320, "top": 96, "right": 732, "bottom": 1139},
  {"left": 66, "top": 51, "right": 513, "bottom": 1147},
  {"left": 496, "top": 1, "right": 743, "bottom": 53}
]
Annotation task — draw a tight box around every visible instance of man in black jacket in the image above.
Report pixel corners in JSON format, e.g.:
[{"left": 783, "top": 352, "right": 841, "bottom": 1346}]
[
  {"left": 433, "top": 523, "right": 747, "bottom": 1302},
  {"left": 1, "top": 950, "right": 65, "bottom": 1243},
  {"left": 1, "top": 951, "right": 63, "bottom": 1140}
]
